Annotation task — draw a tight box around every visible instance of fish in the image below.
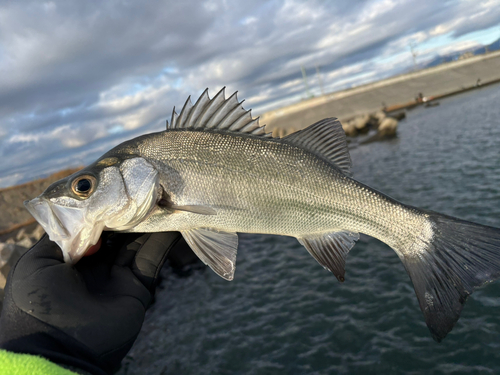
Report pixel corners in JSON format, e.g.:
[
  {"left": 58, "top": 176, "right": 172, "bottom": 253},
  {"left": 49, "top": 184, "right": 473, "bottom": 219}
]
[{"left": 25, "top": 87, "right": 500, "bottom": 342}]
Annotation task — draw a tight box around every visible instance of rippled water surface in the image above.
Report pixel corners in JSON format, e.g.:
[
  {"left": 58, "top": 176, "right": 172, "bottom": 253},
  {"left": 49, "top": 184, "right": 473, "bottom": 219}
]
[{"left": 118, "top": 84, "right": 500, "bottom": 375}]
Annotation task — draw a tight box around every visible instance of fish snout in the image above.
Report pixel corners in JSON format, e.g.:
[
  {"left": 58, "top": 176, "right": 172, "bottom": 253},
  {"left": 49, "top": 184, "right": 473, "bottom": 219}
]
[
  {"left": 24, "top": 197, "right": 71, "bottom": 241},
  {"left": 24, "top": 197, "right": 101, "bottom": 264}
]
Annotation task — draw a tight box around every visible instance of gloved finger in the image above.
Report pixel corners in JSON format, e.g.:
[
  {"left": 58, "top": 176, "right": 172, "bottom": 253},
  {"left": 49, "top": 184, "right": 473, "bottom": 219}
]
[
  {"left": 78, "top": 232, "right": 125, "bottom": 268},
  {"left": 12, "top": 234, "right": 65, "bottom": 280},
  {"left": 113, "top": 233, "right": 150, "bottom": 267},
  {"left": 130, "top": 232, "right": 181, "bottom": 291},
  {"left": 75, "top": 232, "right": 140, "bottom": 292}
]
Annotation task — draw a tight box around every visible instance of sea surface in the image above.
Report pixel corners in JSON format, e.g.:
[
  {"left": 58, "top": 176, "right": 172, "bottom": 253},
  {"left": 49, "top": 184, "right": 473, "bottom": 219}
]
[{"left": 117, "top": 84, "right": 497, "bottom": 374}]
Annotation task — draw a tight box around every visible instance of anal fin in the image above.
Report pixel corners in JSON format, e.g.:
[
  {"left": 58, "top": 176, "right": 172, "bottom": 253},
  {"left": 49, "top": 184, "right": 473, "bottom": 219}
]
[
  {"left": 182, "top": 228, "right": 238, "bottom": 281},
  {"left": 297, "top": 230, "right": 359, "bottom": 282}
]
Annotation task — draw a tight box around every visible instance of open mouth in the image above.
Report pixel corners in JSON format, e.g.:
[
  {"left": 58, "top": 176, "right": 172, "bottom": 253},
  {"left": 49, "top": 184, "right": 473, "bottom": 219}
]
[
  {"left": 24, "top": 198, "right": 72, "bottom": 241},
  {"left": 24, "top": 198, "right": 102, "bottom": 263}
]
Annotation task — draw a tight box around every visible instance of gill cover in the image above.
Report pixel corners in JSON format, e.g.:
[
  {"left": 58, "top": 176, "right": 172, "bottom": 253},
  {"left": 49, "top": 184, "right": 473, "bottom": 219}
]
[{"left": 24, "top": 157, "right": 159, "bottom": 264}]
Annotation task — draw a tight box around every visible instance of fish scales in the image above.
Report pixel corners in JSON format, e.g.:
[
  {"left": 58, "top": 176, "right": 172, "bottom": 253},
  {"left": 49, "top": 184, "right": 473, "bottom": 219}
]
[
  {"left": 126, "top": 129, "right": 426, "bottom": 252},
  {"left": 24, "top": 87, "right": 500, "bottom": 342}
]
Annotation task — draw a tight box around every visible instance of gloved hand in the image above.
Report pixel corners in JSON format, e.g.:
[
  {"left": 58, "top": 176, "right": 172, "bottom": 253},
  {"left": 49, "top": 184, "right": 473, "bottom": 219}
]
[{"left": 0, "top": 231, "right": 181, "bottom": 375}]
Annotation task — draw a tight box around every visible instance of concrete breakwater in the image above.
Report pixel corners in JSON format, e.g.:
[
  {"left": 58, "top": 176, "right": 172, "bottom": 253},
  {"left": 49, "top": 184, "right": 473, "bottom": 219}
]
[{"left": 260, "top": 50, "right": 500, "bottom": 134}]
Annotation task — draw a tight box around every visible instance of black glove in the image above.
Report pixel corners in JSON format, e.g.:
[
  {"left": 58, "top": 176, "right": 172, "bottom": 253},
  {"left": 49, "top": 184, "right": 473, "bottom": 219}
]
[{"left": 0, "top": 231, "right": 181, "bottom": 375}]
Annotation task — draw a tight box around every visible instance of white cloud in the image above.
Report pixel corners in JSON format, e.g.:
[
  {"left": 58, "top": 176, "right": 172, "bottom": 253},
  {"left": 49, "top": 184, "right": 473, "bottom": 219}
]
[
  {"left": 435, "top": 40, "right": 482, "bottom": 55},
  {"left": 0, "top": 0, "right": 499, "bottom": 186}
]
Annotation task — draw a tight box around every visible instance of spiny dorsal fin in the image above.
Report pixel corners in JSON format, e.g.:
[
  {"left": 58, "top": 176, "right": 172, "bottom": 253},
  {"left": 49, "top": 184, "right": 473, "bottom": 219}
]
[
  {"left": 177, "top": 95, "right": 193, "bottom": 128},
  {"left": 186, "top": 88, "right": 210, "bottom": 128},
  {"left": 168, "top": 107, "right": 178, "bottom": 130},
  {"left": 297, "top": 230, "right": 359, "bottom": 282},
  {"left": 283, "top": 118, "right": 352, "bottom": 176},
  {"left": 167, "top": 88, "right": 272, "bottom": 137}
]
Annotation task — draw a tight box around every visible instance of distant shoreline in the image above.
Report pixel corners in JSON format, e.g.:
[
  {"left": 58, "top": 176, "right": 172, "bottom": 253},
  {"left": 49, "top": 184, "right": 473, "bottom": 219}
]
[{"left": 261, "top": 50, "right": 500, "bottom": 133}]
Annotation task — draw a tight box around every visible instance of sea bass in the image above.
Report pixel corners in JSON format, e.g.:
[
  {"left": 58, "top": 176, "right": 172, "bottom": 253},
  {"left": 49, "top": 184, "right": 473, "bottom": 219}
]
[{"left": 25, "top": 88, "right": 500, "bottom": 341}]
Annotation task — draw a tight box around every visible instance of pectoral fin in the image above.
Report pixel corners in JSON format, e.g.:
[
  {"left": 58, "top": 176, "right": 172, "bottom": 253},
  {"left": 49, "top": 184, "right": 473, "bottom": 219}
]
[
  {"left": 297, "top": 230, "right": 359, "bottom": 282},
  {"left": 158, "top": 197, "right": 217, "bottom": 215},
  {"left": 182, "top": 228, "right": 238, "bottom": 280},
  {"left": 170, "top": 204, "right": 217, "bottom": 215}
]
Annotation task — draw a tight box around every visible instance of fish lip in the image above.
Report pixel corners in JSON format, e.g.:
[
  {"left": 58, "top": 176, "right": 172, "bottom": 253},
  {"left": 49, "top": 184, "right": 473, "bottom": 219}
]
[
  {"left": 24, "top": 198, "right": 71, "bottom": 240},
  {"left": 24, "top": 197, "right": 101, "bottom": 264}
]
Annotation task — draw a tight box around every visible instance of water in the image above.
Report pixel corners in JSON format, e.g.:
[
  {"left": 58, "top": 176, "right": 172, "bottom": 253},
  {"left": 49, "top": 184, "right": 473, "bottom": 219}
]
[{"left": 119, "top": 84, "right": 500, "bottom": 374}]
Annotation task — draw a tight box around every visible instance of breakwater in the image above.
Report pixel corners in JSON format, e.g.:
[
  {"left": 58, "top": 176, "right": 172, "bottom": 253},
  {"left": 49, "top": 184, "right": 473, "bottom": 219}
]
[{"left": 260, "top": 50, "right": 500, "bottom": 133}]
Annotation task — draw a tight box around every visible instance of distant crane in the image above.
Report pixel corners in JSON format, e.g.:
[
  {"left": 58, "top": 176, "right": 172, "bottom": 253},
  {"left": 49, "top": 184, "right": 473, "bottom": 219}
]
[
  {"left": 410, "top": 42, "right": 418, "bottom": 70},
  {"left": 301, "top": 65, "right": 313, "bottom": 98},
  {"left": 315, "top": 65, "right": 325, "bottom": 96}
]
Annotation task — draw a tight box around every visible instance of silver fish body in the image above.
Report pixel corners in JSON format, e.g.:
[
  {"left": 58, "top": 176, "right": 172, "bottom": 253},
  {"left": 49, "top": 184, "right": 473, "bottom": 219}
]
[
  {"left": 25, "top": 88, "right": 500, "bottom": 342},
  {"left": 120, "top": 128, "right": 425, "bottom": 252}
]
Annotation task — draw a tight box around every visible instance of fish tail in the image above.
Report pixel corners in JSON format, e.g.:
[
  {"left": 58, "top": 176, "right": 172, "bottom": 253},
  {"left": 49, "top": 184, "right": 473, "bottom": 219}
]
[{"left": 399, "top": 211, "right": 500, "bottom": 342}]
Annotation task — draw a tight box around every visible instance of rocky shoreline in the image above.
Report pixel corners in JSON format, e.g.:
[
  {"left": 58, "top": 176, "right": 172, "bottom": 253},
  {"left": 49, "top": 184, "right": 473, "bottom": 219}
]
[
  {"left": 271, "top": 110, "right": 404, "bottom": 141},
  {"left": 341, "top": 110, "right": 404, "bottom": 141}
]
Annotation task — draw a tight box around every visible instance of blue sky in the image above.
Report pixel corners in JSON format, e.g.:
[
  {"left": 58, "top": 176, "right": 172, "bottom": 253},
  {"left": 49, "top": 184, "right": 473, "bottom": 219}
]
[{"left": 0, "top": 0, "right": 499, "bottom": 187}]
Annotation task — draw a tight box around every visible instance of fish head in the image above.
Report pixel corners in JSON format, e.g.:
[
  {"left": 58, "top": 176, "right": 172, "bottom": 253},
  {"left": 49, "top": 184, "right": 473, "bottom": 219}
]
[{"left": 24, "top": 156, "right": 160, "bottom": 264}]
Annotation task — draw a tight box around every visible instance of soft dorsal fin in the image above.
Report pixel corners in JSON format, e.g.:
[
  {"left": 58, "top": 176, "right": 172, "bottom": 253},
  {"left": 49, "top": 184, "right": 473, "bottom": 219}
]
[
  {"left": 166, "top": 88, "right": 272, "bottom": 138},
  {"left": 283, "top": 118, "right": 352, "bottom": 176},
  {"left": 297, "top": 230, "right": 359, "bottom": 282}
]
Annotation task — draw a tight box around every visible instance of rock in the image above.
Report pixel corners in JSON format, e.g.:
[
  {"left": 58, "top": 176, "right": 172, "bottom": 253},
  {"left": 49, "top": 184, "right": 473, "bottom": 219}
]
[
  {"left": 366, "top": 116, "right": 380, "bottom": 130},
  {"left": 391, "top": 111, "right": 406, "bottom": 121},
  {"left": 374, "top": 111, "right": 387, "bottom": 122},
  {"left": 16, "top": 236, "right": 36, "bottom": 249},
  {"left": 0, "top": 243, "right": 15, "bottom": 270},
  {"left": 342, "top": 122, "right": 358, "bottom": 137},
  {"left": 369, "top": 111, "right": 386, "bottom": 129},
  {"left": 353, "top": 114, "right": 370, "bottom": 134},
  {"left": 378, "top": 117, "right": 398, "bottom": 137},
  {"left": 31, "top": 224, "right": 45, "bottom": 240},
  {"left": 15, "top": 228, "right": 27, "bottom": 242},
  {"left": 0, "top": 243, "right": 28, "bottom": 272}
]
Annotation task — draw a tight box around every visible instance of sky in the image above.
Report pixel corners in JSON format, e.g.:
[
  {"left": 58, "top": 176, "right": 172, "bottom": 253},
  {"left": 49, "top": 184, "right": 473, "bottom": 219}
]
[{"left": 0, "top": 0, "right": 499, "bottom": 187}]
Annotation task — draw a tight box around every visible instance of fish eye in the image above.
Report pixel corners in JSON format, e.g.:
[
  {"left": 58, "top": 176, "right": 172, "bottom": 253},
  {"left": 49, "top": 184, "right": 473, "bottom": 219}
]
[{"left": 71, "top": 175, "right": 96, "bottom": 198}]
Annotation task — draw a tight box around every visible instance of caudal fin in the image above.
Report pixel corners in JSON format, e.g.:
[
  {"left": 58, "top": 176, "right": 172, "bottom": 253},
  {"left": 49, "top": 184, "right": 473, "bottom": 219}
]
[{"left": 400, "top": 212, "right": 500, "bottom": 342}]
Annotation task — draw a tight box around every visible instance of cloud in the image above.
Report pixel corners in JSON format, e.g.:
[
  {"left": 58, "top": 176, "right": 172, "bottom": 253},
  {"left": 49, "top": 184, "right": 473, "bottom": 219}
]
[{"left": 0, "top": 0, "right": 499, "bottom": 186}]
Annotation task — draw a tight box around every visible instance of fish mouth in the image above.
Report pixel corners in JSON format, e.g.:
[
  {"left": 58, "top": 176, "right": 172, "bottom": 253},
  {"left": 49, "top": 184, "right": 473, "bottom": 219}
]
[{"left": 24, "top": 197, "right": 103, "bottom": 264}]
